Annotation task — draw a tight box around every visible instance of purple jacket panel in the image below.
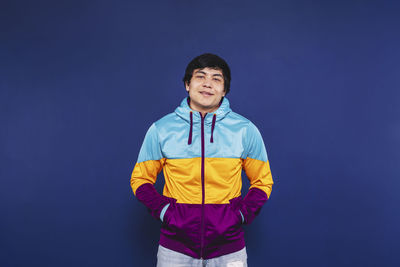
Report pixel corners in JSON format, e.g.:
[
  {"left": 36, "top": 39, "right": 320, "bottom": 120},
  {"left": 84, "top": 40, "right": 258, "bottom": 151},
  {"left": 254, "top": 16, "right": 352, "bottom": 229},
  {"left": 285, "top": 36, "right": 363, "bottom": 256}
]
[
  {"left": 240, "top": 187, "right": 268, "bottom": 225},
  {"left": 159, "top": 196, "right": 245, "bottom": 259},
  {"left": 135, "top": 183, "right": 176, "bottom": 221}
]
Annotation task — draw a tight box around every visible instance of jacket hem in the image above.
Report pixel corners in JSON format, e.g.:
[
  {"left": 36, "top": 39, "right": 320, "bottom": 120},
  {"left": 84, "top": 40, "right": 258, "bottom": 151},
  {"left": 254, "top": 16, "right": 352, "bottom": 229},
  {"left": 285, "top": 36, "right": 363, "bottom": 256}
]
[{"left": 159, "top": 234, "right": 245, "bottom": 260}]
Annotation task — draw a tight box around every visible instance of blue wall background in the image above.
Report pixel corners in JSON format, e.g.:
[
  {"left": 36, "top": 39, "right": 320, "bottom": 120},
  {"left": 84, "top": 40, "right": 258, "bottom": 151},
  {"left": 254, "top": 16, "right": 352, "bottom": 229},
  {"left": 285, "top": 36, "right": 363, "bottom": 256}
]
[{"left": 1, "top": 0, "right": 399, "bottom": 266}]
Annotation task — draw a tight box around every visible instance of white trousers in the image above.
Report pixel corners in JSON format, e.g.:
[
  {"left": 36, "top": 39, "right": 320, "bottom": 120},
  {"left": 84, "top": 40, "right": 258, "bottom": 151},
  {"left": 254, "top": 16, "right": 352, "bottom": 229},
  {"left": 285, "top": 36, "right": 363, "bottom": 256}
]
[{"left": 156, "top": 245, "right": 248, "bottom": 267}]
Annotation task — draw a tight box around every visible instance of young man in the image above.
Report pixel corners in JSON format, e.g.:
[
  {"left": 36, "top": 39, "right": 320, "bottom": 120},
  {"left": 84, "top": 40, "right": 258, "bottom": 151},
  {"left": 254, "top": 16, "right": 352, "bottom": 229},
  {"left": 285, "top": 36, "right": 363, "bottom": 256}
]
[{"left": 131, "top": 53, "right": 273, "bottom": 266}]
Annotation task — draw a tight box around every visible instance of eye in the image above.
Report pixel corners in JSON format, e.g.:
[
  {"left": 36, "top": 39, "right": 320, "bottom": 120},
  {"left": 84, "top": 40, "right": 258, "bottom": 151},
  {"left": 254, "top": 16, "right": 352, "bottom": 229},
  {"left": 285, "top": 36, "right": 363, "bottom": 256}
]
[{"left": 213, "top": 78, "right": 222, "bottom": 82}]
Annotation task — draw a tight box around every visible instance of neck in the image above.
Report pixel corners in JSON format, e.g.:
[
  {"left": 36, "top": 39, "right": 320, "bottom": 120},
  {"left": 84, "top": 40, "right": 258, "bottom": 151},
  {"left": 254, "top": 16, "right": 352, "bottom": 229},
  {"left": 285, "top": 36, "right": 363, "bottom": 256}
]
[
  {"left": 187, "top": 97, "right": 223, "bottom": 116},
  {"left": 189, "top": 104, "right": 218, "bottom": 116}
]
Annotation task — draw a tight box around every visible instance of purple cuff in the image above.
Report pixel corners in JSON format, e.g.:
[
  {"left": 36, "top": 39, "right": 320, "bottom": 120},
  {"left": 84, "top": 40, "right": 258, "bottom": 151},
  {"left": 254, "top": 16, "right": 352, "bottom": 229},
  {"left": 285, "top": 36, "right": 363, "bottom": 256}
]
[
  {"left": 240, "top": 187, "right": 268, "bottom": 225},
  {"left": 135, "top": 183, "right": 171, "bottom": 221}
]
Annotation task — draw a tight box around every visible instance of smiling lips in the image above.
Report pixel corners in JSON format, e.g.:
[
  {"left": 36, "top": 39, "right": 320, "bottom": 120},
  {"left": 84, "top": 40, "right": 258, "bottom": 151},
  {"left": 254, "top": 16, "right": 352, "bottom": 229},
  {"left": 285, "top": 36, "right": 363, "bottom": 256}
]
[{"left": 200, "top": 91, "right": 214, "bottom": 96}]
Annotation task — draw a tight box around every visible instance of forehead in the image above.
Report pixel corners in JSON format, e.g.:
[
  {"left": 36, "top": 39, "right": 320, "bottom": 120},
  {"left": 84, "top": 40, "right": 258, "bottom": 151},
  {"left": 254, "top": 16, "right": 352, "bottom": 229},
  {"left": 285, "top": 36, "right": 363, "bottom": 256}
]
[{"left": 193, "top": 67, "right": 223, "bottom": 76}]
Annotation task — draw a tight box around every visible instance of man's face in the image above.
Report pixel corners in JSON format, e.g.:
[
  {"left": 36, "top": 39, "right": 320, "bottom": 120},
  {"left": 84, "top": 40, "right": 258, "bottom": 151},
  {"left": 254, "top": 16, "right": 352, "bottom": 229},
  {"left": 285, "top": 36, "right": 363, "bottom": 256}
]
[{"left": 185, "top": 67, "right": 225, "bottom": 114}]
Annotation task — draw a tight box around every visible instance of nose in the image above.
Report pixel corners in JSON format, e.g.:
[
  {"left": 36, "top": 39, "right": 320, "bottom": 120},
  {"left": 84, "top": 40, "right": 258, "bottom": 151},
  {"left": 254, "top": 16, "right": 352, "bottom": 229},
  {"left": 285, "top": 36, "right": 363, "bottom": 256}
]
[{"left": 202, "top": 77, "right": 212, "bottom": 88}]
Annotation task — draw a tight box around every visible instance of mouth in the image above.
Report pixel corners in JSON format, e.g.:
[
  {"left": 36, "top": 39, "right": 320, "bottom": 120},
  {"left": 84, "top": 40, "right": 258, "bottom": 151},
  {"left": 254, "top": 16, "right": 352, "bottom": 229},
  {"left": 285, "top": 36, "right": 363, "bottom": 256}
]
[{"left": 199, "top": 91, "right": 214, "bottom": 96}]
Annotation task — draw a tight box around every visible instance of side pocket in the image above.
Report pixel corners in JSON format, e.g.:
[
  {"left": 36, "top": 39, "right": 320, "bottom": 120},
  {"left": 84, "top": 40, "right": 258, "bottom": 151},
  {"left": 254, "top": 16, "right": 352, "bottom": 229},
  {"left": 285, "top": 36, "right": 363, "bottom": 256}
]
[
  {"left": 229, "top": 196, "right": 243, "bottom": 226},
  {"left": 162, "top": 197, "right": 177, "bottom": 227}
]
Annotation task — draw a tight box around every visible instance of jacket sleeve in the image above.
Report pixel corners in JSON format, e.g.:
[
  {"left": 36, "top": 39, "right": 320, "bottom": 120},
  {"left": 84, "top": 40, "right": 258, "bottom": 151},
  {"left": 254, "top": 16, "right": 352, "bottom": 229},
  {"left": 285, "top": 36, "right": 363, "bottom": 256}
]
[
  {"left": 240, "top": 122, "right": 274, "bottom": 225},
  {"left": 130, "top": 123, "right": 170, "bottom": 221}
]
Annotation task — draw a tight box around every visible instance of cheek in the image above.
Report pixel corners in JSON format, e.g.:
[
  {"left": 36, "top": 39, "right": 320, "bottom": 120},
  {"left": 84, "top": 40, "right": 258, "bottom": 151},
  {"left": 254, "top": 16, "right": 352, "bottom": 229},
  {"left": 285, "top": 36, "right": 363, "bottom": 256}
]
[
  {"left": 216, "top": 87, "right": 225, "bottom": 96},
  {"left": 215, "top": 83, "right": 225, "bottom": 93}
]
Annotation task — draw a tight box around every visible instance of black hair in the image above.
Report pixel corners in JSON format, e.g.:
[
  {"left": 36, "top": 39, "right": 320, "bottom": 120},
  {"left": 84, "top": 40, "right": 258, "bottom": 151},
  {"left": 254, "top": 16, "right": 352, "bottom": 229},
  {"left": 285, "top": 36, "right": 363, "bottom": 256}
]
[{"left": 183, "top": 53, "right": 231, "bottom": 94}]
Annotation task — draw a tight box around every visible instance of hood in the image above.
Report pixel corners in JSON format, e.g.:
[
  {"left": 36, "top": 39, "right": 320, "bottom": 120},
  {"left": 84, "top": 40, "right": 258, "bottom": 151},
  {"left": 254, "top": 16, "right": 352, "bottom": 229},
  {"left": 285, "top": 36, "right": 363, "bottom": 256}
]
[{"left": 174, "top": 97, "right": 232, "bottom": 144}]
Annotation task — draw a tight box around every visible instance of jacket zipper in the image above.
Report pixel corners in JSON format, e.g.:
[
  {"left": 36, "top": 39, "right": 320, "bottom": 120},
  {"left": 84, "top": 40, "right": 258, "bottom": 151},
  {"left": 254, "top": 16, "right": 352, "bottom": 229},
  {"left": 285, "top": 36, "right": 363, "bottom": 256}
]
[{"left": 200, "top": 112, "right": 206, "bottom": 258}]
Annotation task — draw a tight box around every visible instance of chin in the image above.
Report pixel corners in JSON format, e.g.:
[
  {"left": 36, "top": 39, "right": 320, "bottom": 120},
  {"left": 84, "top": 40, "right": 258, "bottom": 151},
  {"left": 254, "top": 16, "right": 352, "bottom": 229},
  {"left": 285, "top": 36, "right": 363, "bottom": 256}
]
[{"left": 200, "top": 102, "right": 215, "bottom": 109}]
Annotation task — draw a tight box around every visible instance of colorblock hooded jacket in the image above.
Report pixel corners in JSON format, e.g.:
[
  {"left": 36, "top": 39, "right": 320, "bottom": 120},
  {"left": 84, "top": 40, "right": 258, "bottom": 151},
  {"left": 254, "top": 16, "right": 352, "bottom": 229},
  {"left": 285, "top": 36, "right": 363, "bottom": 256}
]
[{"left": 130, "top": 97, "right": 273, "bottom": 259}]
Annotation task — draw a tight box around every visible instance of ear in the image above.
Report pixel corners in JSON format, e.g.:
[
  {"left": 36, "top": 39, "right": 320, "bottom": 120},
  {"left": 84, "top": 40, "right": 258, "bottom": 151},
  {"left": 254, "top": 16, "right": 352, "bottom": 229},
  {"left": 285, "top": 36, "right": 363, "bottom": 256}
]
[{"left": 185, "top": 82, "right": 190, "bottom": 92}]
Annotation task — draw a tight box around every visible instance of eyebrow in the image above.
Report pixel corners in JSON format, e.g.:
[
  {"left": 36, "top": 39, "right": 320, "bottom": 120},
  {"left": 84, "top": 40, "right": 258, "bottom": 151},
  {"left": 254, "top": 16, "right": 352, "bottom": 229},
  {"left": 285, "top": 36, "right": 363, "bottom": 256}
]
[{"left": 194, "top": 70, "right": 223, "bottom": 78}]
